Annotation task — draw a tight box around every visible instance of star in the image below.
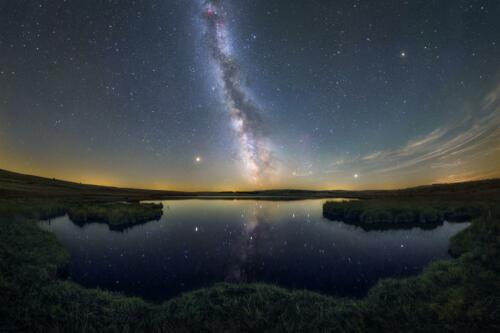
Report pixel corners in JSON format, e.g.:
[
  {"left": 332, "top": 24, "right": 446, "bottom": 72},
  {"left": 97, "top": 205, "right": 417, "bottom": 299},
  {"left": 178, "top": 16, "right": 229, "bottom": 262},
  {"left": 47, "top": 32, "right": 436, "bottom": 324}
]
[{"left": 1, "top": 0, "right": 497, "bottom": 191}]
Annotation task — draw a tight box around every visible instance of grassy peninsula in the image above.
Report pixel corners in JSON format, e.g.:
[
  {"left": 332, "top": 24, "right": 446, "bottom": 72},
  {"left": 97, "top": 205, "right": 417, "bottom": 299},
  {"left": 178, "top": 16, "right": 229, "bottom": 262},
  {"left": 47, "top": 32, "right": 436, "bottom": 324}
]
[
  {"left": 67, "top": 202, "right": 163, "bottom": 230},
  {"left": 323, "top": 200, "right": 485, "bottom": 229}
]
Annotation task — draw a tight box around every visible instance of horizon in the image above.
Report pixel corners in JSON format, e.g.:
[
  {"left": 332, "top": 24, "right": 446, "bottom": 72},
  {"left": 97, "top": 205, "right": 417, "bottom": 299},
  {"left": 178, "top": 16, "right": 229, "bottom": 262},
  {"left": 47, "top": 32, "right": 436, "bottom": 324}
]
[{"left": 2, "top": 167, "right": 497, "bottom": 193}]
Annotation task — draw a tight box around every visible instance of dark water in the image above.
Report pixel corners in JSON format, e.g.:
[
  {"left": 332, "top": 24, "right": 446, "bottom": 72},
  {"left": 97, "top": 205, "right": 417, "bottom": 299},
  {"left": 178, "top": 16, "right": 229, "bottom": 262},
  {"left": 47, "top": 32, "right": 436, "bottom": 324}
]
[{"left": 39, "top": 199, "right": 469, "bottom": 301}]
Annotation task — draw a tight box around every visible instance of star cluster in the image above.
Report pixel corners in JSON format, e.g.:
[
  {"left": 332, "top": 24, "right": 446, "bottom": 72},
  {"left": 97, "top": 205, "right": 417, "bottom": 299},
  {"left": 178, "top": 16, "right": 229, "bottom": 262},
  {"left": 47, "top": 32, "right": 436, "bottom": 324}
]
[{"left": 0, "top": 0, "right": 499, "bottom": 190}]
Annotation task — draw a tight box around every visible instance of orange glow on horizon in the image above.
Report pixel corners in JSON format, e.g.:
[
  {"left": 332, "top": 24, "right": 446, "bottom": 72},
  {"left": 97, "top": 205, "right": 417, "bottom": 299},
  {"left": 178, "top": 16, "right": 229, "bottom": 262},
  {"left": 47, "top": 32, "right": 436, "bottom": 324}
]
[{"left": 2, "top": 164, "right": 498, "bottom": 193}]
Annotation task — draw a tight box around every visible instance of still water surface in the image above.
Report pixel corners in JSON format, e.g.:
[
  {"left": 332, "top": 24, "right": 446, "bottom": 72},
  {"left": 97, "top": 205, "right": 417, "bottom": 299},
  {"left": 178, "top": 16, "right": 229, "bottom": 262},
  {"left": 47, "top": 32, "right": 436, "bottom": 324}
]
[{"left": 39, "top": 199, "right": 469, "bottom": 301}]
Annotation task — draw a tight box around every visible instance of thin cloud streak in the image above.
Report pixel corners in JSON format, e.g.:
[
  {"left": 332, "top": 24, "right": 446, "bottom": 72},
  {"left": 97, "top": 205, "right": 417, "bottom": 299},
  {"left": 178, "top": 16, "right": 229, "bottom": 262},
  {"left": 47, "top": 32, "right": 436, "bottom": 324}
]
[
  {"left": 318, "top": 82, "right": 500, "bottom": 186},
  {"left": 358, "top": 84, "right": 500, "bottom": 175}
]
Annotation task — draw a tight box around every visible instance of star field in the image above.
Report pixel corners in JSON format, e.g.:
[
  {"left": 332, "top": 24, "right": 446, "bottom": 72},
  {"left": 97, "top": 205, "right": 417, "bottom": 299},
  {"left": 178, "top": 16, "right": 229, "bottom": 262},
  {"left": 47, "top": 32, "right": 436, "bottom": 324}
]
[{"left": 0, "top": 0, "right": 499, "bottom": 190}]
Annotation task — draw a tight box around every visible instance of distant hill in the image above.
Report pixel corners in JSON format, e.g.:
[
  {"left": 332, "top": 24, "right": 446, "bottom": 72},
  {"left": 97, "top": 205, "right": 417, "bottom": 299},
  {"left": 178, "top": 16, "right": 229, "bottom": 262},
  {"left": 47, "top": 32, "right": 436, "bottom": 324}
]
[
  {"left": 0, "top": 168, "right": 499, "bottom": 201},
  {"left": 0, "top": 169, "right": 185, "bottom": 201}
]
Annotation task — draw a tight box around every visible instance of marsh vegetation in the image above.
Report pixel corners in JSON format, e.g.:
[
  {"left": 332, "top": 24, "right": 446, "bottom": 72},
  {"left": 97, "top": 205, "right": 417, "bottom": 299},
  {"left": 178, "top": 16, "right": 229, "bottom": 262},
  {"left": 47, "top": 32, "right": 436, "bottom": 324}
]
[
  {"left": 66, "top": 202, "right": 163, "bottom": 230},
  {"left": 0, "top": 171, "right": 499, "bottom": 332},
  {"left": 323, "top": 199, "right": 484, "bottom": 229}
]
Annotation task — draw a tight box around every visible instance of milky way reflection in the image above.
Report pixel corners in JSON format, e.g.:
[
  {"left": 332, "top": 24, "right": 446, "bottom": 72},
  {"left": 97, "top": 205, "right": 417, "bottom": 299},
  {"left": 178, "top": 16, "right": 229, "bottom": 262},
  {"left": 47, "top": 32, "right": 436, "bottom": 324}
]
[{"left": 39, "top": 199, "right": 469, "bottom": 301}]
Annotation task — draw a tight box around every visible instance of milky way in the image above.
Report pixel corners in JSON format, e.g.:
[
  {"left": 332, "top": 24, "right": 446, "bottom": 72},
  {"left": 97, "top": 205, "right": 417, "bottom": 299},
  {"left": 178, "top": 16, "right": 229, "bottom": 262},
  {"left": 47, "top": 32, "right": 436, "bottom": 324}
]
[
  {"left": 1, "top": 1, "right": 499, "bottom": 190},
  {"left": 202, "top": 0, "right": 273, "bottom": 182}
]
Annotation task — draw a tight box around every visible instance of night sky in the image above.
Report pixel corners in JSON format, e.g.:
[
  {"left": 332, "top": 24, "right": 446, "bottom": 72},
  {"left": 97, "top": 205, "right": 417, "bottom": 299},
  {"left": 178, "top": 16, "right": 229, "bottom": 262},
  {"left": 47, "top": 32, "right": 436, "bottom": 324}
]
[{"left": 1, "top": 0, "right": 499, "bottom": 190}]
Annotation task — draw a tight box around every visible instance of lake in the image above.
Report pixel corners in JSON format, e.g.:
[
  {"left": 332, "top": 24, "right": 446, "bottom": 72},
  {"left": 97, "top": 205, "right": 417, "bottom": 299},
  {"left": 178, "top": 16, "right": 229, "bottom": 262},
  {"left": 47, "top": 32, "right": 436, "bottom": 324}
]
[{"left": 39, "top": 199, "right": 469, "bottom": 301}]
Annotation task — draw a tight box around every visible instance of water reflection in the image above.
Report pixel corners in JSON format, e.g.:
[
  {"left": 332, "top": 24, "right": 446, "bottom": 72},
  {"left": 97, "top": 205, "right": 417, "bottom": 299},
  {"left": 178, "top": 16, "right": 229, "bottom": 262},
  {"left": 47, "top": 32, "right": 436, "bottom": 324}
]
[{"left": 40, "top": 199, "right": 469, "bottom": 301}]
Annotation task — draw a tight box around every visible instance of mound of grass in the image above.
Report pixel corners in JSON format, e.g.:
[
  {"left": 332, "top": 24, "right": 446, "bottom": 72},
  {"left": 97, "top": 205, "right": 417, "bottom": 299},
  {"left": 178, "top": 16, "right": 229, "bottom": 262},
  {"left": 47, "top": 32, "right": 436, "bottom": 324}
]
[
  {"left": 323, "top": 199, "right": 484, "bottom": 229},
  {"left": 67, "top": 202, "right": 163, "bottom": 230}
]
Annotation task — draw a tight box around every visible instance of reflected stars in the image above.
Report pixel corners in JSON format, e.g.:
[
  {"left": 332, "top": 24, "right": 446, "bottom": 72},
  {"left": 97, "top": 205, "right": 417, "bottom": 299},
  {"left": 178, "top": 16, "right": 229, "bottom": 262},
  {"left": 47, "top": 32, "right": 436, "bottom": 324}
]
[{"left": 39, "top": 199, "right": 471, "bottom": 301}]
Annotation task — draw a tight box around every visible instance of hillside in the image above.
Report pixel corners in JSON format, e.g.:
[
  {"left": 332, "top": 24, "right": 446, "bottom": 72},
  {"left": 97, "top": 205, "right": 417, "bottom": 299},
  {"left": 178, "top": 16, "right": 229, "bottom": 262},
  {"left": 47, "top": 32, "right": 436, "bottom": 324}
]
[{"left": 0, "top": 168, "right": 499, "bottom": 201}]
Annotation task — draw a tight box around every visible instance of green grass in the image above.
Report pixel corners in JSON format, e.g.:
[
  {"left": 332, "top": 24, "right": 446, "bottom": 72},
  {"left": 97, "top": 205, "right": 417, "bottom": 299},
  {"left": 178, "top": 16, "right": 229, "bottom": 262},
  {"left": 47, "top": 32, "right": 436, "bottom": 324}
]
[
  {"left": 0, "top": 199, "right": 163, "bottom": 229},
  {"left": 67, "top": 202, "right": 163, "bottom": 230},
  {"left": 0, "top": 193, "right": 499, "bottom": 331},
  {"left": 323, "top": 199, "right": 486, "bottom": 229}
]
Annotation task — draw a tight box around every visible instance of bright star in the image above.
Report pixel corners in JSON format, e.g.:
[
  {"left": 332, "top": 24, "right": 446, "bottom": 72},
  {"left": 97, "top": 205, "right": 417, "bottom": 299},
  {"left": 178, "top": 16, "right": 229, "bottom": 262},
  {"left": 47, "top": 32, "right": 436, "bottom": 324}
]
[
  {"left": 195, "top": 156, "right": 202, "bottom": 163},
  {"left": 354, "top": 174, "right": 359, "bottom": 179},
  {"left": 400, "top": 51, "right": 406, "bottom": 57}
]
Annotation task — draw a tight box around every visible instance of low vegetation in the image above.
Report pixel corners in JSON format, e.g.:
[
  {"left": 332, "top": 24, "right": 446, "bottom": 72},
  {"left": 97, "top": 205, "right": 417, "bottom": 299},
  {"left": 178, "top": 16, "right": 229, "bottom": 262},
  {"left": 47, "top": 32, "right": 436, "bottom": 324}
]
[
  {"left": 67, "top": 202, "right": 163, "bottom": 230},
  {"left": 0, "top": 199, "right": 163, "bottom": 230},
  {"left": 323, "top": 199, "right": 485, "bottom": 229},
  {"left": 0, "top": 174, "right": 499, "bottom": 332}
]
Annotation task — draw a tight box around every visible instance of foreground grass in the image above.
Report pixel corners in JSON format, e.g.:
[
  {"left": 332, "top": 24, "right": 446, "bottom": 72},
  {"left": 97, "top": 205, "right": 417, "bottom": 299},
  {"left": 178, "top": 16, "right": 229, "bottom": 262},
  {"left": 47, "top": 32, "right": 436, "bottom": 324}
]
[{"left": 0, "top": 198, "right": 499, "bottom": 332}]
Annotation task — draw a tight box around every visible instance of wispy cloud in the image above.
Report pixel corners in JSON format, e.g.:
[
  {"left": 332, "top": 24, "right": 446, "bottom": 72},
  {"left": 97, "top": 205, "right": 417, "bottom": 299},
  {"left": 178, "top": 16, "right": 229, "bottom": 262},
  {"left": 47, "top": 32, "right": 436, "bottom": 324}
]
[
  {"left": 400, "top": 127, "right": 448, "bottom": 155},
  {"left": 318, "top": 81, "right": 500, "bottom": 185}
]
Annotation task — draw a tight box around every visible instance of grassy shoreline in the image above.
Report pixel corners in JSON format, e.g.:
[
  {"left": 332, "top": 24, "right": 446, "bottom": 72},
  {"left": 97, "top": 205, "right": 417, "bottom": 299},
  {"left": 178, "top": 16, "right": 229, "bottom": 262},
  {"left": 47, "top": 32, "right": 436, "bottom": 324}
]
[{"left": 1, "top": 178, "right": 499, "bottom": 331}]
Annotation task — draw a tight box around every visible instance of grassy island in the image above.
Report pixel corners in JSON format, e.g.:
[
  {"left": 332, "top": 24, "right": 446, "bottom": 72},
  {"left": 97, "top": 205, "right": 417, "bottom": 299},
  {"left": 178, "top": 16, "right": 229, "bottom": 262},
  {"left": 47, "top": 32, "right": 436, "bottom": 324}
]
[
  {"left": 66, "top": 202, "right": 163, "bottom": 230},
  {"left": 323, "top": 200, "right": 485, "bottom": 229}
]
